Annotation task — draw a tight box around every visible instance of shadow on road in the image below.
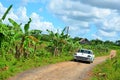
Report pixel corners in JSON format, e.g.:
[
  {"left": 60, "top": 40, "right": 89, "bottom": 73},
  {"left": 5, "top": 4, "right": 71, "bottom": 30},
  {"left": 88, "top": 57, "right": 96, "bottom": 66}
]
[{"left": 70, "top": 59, "right": 91, "bottom": 64}]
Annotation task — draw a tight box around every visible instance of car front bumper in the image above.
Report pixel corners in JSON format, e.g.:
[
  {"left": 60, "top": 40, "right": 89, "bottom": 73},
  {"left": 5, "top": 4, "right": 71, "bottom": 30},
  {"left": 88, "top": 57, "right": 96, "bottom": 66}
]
[{"left": 74, "top": 56, "right": 92, "bottom": 62}]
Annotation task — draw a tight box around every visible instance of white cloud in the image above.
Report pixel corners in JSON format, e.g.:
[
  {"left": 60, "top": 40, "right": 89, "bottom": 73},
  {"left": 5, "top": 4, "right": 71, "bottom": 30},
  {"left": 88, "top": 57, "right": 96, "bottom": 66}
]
[
  {"left": 48, "top": 0, "right": 94, "bottom": 37},
  {"left": 30, "top": 12, "right": 56, "bottom": 32},
  {"left": 0, "top": 3, "right": 18, "bottom": 24},
  {"left": 92, "top": 30, "right": 119, "bottom": 41},
  {"left": 92, "top": 7, "right": 111, "bottom": 19},
  {"left": 99, "top": 30, "right": 117, "bottom": 37},
  {"left": 48, "top": 0, "right": 120, "bottom": 40},
  {"left": 0, "top": 2, "right": 56, "bottom": 34},
  {"left": 92, "top": 34, "right": 102, "bottom": 40},
  {"left": 100, "top": 15, "right": 120, "bottom": 32},
  {"left": 1, "top": 0, "right": 120, "bottom": 41},
  {"left": 21, "top": 0, "right": 40, "bottom": 5},
  {"left": 20, "top": 0, "right": 48, "bottom": 6},
  {"left": 80, "top": 0, "right": 120, "bottom": 10},
  {"left": 16, "top": 7, "right": 29, "bottom": 23},
  {"left": 0, "top": 2, "right": 6, "bottom": 18}
]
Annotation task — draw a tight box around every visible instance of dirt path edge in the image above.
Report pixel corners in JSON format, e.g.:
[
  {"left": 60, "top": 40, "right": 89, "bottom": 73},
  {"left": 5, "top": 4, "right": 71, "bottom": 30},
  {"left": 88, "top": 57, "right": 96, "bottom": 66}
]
[{"left": 8, "top": 56, "right": 108, "bottom": 80}]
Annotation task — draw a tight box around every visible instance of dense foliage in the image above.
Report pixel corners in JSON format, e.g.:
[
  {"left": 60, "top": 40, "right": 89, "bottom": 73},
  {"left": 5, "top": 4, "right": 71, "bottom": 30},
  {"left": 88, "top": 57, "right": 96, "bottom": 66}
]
[
  {"left": 0, "top": 5, "right": 80, "bottom": 80},
  {"left": 0, "top": 5, "right": 120, "bottom": 80}
]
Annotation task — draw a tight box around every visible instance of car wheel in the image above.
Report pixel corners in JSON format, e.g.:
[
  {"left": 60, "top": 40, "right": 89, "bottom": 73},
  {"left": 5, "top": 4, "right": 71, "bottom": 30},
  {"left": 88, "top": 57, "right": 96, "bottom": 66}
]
[
  {"left": 74, "top": 59, "right": 78, "bottom": 62},
  {"left": 74, "top": 59, "right": 76, "bottom": 61},
  {"left": 88, "top": 61, "right": 91, "bottom": 64}
]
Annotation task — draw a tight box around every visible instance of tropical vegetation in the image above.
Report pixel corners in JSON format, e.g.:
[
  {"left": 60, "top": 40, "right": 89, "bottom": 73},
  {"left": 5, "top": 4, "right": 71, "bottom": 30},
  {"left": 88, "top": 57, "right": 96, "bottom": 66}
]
[
  {"left": 91, "top": 49, "right": 120, "bottom": 80},
  {"left": 0, "top": 5, "right": 120, "bottom": 80}
]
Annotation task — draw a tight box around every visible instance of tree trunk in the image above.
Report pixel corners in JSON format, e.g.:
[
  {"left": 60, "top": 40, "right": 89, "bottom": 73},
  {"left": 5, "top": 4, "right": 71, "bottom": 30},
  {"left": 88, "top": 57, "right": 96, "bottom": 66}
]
[{"left": 54, "top": 47, "right": 58, "bottom": 56}]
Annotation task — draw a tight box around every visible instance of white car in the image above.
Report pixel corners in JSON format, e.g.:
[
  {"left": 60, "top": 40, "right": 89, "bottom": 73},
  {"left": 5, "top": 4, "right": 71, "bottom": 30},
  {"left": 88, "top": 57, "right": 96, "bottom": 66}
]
[{"left": 74, "top": 49, "right": 95, "bottom": 63}]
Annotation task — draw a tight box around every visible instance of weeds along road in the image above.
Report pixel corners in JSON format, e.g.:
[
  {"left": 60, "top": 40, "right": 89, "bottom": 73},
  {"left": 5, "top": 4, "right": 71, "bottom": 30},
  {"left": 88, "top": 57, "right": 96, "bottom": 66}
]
[{"left": 8, "top": 56, "right": 108, "bottom": 80}]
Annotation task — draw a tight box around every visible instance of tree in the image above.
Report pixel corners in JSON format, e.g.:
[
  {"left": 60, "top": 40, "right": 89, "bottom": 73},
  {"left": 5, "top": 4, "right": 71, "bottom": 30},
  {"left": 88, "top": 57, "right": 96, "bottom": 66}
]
[
  {"left": 0, "top": 5, "right": 39, "bottom": 59},
  {"left": 90, "top": 39, "right": 103, "bottom": 45},
  {"left": 104, "top": 40, "right": 115, "bottom": 45},
  {"left": 115, "top": 40, "right": 120, "bottom": 46},
  {"left": 73, "top": 37, "right": 82, "bottom": 43},
  {"left": 46, "top": 27, "right": 70, "bottom": 56}
]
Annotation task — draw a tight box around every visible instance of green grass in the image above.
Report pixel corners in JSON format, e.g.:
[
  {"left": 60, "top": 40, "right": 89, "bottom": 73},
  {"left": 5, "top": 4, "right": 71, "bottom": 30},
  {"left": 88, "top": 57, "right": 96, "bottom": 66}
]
[
  {"left": 0, "top": 45, "right": 113, "bottom": 80},
  {"left": 0, "top": 44, "right": 117, "bottom": 80},
  {"left": 90, "top": 50, "right": 120, "bottom": 80},
  {"left": 0, "top": 54, "right": 73, "bottom": 80}
]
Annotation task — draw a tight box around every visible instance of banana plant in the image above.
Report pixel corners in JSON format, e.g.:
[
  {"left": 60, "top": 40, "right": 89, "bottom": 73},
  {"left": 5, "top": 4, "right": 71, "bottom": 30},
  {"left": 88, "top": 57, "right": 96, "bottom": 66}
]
[
  {"left": 0, "top": 5, "right": 12, "bottom": 57},
  {"left": 46, "top": 27, "right": 71, "bottom": 56},
  {"left": 29, "top": 29, "right": 42, "bottom": 40},
  {"left": 14, "top": 18, "right": 40, "bottom": 58},
  {"left": 7, "top": 18, "right": 23, "bottom": 56},
  {"left": 0, "top": 5, "right": 12, "bottom": 22},
  {"left": 0, "top": 4, "right": 39, "bottom": 58},
  {"left": 0, "top": 4, "right": 13, "bottom": 46},
  {"left": 14, "top": 18, "right": 32, "bottom": 58}
]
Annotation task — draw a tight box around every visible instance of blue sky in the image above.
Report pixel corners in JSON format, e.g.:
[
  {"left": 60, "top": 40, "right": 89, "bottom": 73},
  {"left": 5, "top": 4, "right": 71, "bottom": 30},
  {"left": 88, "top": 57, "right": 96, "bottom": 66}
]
[
  {"left": 0, "top": 0, "right": 120, "bottom": 41},
  {"left": 0, "top": 0, "right": 65, "bottom": 27}
]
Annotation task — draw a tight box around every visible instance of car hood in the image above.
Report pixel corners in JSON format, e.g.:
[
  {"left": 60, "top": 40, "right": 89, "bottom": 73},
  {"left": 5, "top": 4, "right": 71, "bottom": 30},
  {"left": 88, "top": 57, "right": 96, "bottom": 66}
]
[{"left": 75, "top": 52, "right": 91, "bottom": 57}]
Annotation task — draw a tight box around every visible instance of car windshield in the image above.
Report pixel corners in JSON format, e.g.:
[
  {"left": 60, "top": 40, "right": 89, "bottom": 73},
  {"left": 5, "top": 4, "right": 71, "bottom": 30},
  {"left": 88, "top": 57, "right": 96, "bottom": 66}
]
[{"left": 78, "top": 49, "right": 92, "bottom": 54}]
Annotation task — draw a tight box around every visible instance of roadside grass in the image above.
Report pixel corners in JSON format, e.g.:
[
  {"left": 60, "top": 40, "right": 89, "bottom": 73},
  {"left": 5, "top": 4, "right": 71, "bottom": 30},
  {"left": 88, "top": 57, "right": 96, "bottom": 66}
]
[
  {"left": 0, "top": 44, "right": 116, "bottom": 80},
  {"left": 90, "top": 50, "right": 120, "bottom": 80},
  {"left": 0, "top": 54, "right": 73, "bottom": 80}
]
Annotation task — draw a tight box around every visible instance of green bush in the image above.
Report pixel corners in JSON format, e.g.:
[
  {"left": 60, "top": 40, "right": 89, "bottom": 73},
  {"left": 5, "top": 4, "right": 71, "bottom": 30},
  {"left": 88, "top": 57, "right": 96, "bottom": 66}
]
[{"left": 91, "top": 50, "right": 120, "bottom": 80}]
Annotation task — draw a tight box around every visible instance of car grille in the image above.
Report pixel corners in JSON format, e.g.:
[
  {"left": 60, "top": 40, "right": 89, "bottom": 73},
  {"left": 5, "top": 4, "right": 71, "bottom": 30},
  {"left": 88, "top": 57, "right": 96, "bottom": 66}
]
[{"left": 76, "top": 56, "right": 89, "bottom": 61}]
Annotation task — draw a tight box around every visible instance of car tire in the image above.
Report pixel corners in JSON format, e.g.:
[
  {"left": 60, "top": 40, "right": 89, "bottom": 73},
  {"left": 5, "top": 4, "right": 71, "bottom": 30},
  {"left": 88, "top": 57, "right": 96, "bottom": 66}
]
[
  {"left": 74, "top": 59, "right": 78, "bottom": 62},
  {"left": 88, "top": 61, "right": 91, "bottom": 64}
]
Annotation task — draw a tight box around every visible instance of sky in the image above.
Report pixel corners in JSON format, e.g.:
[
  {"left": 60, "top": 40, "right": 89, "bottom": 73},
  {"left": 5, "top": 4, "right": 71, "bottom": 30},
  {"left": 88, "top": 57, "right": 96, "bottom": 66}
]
[{"left": 0, "top": 0, "right": 120, "bottom": 41}]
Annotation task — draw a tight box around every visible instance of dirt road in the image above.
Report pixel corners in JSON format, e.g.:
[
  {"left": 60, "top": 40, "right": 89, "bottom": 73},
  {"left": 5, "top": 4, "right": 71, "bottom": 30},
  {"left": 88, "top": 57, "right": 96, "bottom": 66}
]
[{"left": 8, "top": 56, "right": 108, "bottom": 80}]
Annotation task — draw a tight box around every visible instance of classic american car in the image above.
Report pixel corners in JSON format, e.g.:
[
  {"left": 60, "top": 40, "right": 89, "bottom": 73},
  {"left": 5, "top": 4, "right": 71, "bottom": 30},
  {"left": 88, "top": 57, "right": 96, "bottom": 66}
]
[{"left": 74, "top": 49, "right": 95, "bottom": 63}]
